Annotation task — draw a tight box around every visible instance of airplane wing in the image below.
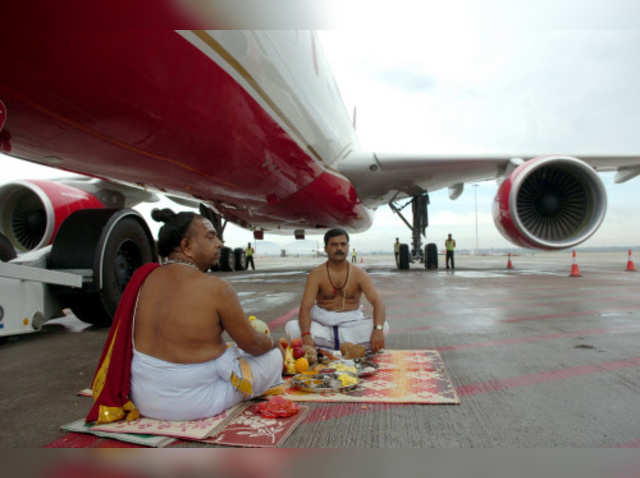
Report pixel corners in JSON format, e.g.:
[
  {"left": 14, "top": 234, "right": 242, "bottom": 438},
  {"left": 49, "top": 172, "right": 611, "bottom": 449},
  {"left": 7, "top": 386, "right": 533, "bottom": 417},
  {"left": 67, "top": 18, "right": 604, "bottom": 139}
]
[{"left": 337, "top": 152, "right": 640, "bottom": 207}]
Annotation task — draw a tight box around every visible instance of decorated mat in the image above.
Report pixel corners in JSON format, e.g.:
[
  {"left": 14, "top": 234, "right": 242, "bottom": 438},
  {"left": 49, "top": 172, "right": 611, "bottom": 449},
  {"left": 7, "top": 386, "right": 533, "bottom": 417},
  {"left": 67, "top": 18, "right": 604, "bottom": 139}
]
[
  {"left": 90, "top": 403, "right": 246, "bottom": 440},
  {"left": 61, "top": 402, "right": 308, "bottom": 448},
  {"left": 198, "top": 404, "right": 309, "bottom": 447},
  {"left": 284, "top": 350, "right": 460, "bottom": 404}
]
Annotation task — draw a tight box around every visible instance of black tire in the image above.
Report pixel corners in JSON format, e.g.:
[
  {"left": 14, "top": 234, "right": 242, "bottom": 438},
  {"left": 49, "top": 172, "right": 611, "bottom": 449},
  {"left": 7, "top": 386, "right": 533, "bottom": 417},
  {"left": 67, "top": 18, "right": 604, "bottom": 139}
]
[
  {"left": 219, "top": 246, "right": 235, "bottom": 272},
  {"left": 233, "top": 248, "right": 246, "bottom": 271},
  {"left": 425, "top": 243, "right": 438, "bottom": 270},
  {"left": 398, "top": 243, "right": 410, "bottom": 270},
  {"left": 0, "top": 232, "right": 17, "bottom": 261},
  {"left": 49, "top": 209, "right": 156, "bottom": 326}
]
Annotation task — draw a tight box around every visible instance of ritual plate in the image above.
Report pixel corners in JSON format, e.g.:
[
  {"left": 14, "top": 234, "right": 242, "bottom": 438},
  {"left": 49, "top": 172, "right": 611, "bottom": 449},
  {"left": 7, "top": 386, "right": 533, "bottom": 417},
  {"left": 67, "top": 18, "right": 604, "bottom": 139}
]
[
  {"left": 292, "top": 370, "right": 359, "bottom": 393},
  {"left": 353, "top": 358, "right": 379, "bottom": 377}
]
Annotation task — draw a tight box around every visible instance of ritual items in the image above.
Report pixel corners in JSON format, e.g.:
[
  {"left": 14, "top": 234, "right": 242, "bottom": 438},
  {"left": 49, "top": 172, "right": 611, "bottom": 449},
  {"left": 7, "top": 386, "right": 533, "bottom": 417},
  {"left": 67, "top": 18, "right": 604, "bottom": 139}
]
[
  {"left": 252, "top": 396, "right": 300, "bottom": 418},
  {"left": 302, "top": 344, "right": 317, "bottom": 365},
  {"left": 249, "top": 315, "right": 271, "bottom": 336},
  {"left": 340, "top": 342, "right": 366, "bottom": 359},
  {"left": 292, "top": 368, "right": 359, "bottom": 393}
]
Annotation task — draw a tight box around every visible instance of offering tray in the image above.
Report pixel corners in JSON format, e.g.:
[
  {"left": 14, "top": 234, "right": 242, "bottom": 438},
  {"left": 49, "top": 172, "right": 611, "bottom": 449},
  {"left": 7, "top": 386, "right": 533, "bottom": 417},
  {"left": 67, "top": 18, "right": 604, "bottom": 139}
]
[
  {"left": 291, "top": 368, "right": 359, "bottom": 393},
  {"left": 353, "top": 357, "right": 379, "bottom": 377}
]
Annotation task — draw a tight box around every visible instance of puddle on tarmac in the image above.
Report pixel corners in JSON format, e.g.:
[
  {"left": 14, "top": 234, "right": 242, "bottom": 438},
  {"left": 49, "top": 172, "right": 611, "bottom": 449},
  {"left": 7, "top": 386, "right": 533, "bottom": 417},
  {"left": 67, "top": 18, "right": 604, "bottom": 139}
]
[
  {"left": 446, "top": 271, "right": 511, "bottom": 279},
  {"left": 237, "top": 291, "right": 255, "bottom": 297},
  {"left": 239, "top": 292, "right": 298, "bottom": 314},
  {"left": 229, "top": 271, "right": 306, "bottom": 280}
]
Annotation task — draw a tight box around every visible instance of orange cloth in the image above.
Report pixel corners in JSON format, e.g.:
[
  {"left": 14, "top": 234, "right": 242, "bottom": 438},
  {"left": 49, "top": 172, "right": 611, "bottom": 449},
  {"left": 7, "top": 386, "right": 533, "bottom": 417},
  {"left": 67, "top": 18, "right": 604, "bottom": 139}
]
[{"left": 86, "top": 263, "right": 160, "bottom": 424}]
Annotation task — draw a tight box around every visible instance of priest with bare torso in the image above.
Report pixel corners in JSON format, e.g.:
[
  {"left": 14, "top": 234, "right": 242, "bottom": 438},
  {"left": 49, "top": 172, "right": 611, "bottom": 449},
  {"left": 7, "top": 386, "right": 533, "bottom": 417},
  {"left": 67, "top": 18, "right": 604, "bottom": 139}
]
[{"left": 285, "top": 228, "right": 388, "bottom": 352}]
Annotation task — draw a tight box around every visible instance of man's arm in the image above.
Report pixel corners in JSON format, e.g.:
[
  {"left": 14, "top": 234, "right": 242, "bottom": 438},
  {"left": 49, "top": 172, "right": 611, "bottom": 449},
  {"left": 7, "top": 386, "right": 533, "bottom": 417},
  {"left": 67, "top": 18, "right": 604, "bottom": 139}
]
[
  {"left": 359, "top": 270, "right": 386, "bottom": 352},
  {"left": 216, "top": 281, "right": 274, "bottom": 356},
  {"left": 299, "top": 270, "right": 320, "bottom": 347}
]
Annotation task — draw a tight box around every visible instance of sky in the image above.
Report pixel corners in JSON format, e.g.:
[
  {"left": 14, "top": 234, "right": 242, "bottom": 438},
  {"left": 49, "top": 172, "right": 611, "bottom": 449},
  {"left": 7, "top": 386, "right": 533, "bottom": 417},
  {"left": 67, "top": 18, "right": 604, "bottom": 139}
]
[{"left": 2, "top": 0, "right": 640, "bottom": 252}]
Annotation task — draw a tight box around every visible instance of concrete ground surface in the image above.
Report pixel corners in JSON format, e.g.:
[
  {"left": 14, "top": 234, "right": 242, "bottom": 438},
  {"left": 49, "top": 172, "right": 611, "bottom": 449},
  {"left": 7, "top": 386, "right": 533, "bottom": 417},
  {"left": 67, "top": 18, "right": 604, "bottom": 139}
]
[{"left": 1, "top": 251, "right": 639, "bottom": 448}]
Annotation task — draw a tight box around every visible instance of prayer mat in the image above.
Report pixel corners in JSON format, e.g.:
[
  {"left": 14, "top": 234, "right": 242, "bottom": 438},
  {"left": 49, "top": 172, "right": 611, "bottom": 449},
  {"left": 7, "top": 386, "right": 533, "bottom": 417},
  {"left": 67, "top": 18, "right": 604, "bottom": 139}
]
[
  {"left": 60, "top": 419, "right": 176, "bottom": 448},
  {"left": 196, "top": 405, "right": 309, "bottom": 447},
  {"left": 283, "top": 349, "right": 460, "bottom": 404},
  {"left": 89, "top": 403, "right": 246, "bottom": 440},
  {"left": 60, "top": 403, "right": 309, "bottom": 448}
]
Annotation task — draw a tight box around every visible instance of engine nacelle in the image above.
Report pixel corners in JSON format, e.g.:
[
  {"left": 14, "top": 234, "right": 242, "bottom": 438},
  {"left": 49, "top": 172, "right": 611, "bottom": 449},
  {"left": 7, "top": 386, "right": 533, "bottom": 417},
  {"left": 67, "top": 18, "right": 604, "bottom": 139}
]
[
  {"left": 493, "top": 156, "right": 607, "bottom": 250},
  {"left": 0, "top": 180, "right": 104, "bottom": 252}
]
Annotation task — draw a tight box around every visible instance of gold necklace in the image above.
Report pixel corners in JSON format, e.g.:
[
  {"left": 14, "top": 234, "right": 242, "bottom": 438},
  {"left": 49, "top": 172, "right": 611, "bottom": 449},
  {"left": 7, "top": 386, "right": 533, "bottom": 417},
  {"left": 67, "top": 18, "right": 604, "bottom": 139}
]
[
  {"left": 326, "top": 262, "right": 350, "bottom": 297},
  {"left": 165, "top": 258, "right": 200, "bottom": 271}
]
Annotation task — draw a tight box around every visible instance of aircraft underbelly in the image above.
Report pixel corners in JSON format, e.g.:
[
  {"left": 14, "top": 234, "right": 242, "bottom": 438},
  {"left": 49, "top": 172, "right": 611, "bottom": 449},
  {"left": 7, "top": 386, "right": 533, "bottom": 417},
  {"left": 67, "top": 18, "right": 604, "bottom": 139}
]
[{"left": 0, "top": 29, "right": 369, "bottom": 231}]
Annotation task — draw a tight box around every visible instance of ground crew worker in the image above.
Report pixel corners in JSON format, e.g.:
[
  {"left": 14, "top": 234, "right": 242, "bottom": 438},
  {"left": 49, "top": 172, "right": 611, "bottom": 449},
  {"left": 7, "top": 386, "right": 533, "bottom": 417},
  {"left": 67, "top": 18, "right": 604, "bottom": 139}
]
[
  {"left": 394, "top": 238, "right": 400, "bottom": 264},
  {"left": 445, "top": 233, "right": 456, "bottom": 269},
  {"left": 352, "top": 248, "right": 357, "bottom": 263},
  {"left": 246, "top": 242, "right": 255, "bottom": 270}
]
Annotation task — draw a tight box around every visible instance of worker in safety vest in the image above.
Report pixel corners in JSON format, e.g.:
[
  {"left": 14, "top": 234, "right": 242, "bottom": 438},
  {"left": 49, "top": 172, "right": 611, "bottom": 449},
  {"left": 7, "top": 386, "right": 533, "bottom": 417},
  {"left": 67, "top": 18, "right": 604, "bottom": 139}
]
[
  {"left": 246, "top": 242, "right": 255, "bottom": 270},
  {"left": 351, "top": 248, "right": 357, "bottom": 263},
  {"left": 445, "top": 234, "right": 456, "bottom": 269},
  {"left": 394, "top": 238, "right": 400, "bottom": 263}
]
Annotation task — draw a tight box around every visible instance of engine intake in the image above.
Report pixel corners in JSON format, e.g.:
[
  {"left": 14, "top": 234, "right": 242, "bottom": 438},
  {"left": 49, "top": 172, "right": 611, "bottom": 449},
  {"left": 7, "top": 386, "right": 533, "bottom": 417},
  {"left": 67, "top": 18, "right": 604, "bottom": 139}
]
[
  {"left": 0, "top": 180, "right": 103, "bottom": 252},
  {"left": 493, "top": 156, "right": 607, "bottom": 249}
]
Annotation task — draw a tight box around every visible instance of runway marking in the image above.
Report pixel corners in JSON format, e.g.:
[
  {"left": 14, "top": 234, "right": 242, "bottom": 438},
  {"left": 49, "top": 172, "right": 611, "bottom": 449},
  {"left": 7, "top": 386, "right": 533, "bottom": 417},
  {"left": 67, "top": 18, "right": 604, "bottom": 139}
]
[
  {"left": 502, "top": 304, "right": 640, "bottom": 323},
  {"left": 388, "top": 325, "right": 433, "bottom": 335},
  {"left": 436, "top": 326, "right": 640, "bottom": 351},
  {"left": 268, "top": 306, "right": 299, "bottom": 329},
  {"left": 613, "top": 439, "right": 640, "bottom": 448},
  {"left": 456, "top": 356, "right": 640, "bottom": 396}
]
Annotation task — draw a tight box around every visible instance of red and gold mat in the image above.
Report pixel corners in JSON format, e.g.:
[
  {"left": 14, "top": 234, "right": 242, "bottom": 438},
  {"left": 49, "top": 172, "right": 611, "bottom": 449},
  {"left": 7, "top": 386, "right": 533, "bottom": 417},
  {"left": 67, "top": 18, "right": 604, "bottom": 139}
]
[{"left": 284, "top": 350, "right": 460, "bottom": 404}]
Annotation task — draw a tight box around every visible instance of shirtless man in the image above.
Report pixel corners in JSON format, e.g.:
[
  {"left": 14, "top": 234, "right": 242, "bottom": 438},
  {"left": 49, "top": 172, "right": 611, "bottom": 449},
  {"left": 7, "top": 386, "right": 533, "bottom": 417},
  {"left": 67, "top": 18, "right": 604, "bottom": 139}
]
[
  {"left": 285, "top": 228, "right": 388, "bottom": 352},
  {"left": 130, "top": 209, "right": 283, "bottom": 420}
]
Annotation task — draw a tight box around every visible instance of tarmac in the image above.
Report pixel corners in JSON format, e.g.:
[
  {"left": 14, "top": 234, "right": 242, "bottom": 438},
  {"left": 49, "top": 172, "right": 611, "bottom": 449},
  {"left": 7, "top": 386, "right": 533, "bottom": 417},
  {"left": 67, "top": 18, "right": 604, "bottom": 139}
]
[{"left": 1, "top": 250, "right": 640, "bottom": 448}]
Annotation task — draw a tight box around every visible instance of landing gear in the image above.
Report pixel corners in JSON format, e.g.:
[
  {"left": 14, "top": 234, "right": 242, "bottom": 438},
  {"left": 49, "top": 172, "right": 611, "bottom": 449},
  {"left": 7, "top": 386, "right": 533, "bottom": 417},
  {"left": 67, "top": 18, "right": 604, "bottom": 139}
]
[
  {"left": 389, "top": 192, "right": 437, "bottom": 271},
  {"left": 199, "top": 204, "right": 247, "bottom": 272},
  {"left": 48, "top": 209, "right": 157, "bottom": 326}
]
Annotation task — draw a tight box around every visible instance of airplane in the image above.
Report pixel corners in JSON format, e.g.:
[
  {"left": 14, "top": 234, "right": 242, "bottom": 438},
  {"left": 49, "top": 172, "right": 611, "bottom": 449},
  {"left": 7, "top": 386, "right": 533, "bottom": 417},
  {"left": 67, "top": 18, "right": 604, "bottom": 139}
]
[{"left": 1, "top": 10, "right": 640, "bottom": 335}]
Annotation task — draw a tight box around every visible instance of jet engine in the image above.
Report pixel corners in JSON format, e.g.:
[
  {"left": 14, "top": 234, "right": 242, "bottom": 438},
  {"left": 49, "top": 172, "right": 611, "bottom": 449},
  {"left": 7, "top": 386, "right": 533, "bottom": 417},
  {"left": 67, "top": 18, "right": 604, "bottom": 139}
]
[
  {"left": 493, "top": 156, "right": 607, "bottom": 249},
  {"left": 0, "top": 180, "right": 104, "bottom": 252}
]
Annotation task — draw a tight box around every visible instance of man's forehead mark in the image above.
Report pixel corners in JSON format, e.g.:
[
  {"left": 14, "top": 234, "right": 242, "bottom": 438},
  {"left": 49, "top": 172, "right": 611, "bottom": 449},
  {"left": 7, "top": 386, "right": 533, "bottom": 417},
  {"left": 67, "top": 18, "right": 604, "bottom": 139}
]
[{"left": 201, "top": 218, "right": 216, "bottom": 233}]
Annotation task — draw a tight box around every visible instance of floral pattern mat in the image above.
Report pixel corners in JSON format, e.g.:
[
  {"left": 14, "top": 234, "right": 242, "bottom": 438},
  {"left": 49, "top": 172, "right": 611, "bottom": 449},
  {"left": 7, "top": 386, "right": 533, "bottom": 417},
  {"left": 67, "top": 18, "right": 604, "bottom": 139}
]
[
  {"left": 284, "top": 350, "right": 460, "bottom": 404},
  {"left": 62, "top": 403, "right": 309, "bottom": 448}
]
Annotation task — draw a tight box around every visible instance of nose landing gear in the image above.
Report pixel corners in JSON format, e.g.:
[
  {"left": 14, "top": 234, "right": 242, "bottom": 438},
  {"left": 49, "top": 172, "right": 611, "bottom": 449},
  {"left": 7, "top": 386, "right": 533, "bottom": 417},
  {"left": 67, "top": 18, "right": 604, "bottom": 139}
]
[{"left": 389, "top": 192, "right": 438, "bottom": 271}]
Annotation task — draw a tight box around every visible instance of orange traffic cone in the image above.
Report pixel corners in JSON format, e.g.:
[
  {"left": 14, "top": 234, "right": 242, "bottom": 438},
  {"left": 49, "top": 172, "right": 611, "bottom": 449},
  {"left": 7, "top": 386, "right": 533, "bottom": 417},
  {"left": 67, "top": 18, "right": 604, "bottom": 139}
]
[
  {"left": 625, "top": 250, "right": 636, "bottom": 272},
  {"left": 507, "top": 253, "right": 513, "bottom": 269},
  {"left": 569, "top": 250, "right": 581, "bottom": 277}
]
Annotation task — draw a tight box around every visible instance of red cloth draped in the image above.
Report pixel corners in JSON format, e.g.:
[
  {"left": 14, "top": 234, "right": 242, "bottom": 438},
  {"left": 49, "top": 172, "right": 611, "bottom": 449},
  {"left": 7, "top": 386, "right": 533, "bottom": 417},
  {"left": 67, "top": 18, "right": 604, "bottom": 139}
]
[{"left": 86, "top": 263, "right": 160, "bottom": 424}]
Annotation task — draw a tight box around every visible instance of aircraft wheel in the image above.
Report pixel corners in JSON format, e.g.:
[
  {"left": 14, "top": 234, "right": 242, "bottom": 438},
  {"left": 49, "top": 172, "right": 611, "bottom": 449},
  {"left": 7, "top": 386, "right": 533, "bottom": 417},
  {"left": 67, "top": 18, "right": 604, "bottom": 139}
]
[
  {"left": 0, "top": 232, "right": 17, "bottom": 261},
  {"left": 398, "top": 244, "right": 410, "bottom": 270},
  {"left": 49, "top": 209, "right": 156, "bottom": 326},
  {"left": 219, "top": 246, "right": 235, "bottom": 272},
  {"left": 233, "top": 248, "right": 246, "bottom": 271},
  {"left": 425, "top": 243, "right": 438, "bottom": 270}
]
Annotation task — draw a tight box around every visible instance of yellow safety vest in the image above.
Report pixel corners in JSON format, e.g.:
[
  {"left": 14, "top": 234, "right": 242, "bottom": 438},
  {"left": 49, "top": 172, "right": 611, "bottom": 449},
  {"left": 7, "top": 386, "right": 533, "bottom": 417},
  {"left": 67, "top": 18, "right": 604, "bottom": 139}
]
[
  {"left": 445, "top": 239, "right": 455, "bottom": 251},
  {"left": 394, "top": 242, "right": 400, "bottom": 253},
  {"left": 246, "top": 247, "right": 253, "bottom": 257}
]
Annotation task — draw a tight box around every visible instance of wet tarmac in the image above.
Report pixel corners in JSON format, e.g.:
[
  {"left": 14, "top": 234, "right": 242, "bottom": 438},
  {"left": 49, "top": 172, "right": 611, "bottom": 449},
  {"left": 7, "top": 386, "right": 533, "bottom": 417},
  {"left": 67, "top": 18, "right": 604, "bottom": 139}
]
[{"left": 1, "top": 251, "right": 640, "bottom": 447}]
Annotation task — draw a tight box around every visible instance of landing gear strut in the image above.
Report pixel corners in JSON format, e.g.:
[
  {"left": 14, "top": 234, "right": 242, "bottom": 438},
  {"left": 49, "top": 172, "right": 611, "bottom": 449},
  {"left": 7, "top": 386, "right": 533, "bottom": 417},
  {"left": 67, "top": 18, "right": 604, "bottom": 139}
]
[
  {"left": 199, "top": 204, "right": 246, "bottom": 272},
  {"left": 389, "top": 193, "right": 438, "bottom": 270}
]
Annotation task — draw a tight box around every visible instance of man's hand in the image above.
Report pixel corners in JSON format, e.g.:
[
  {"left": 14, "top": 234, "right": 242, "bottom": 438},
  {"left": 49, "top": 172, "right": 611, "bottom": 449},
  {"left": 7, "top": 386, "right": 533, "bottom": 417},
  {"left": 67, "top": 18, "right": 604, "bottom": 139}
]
[
  {"left": 370, "top": 328, "right": 385, "bottom": 353},
  {"left": 302, "top": 334, "right": 315, "bottom": 348}
]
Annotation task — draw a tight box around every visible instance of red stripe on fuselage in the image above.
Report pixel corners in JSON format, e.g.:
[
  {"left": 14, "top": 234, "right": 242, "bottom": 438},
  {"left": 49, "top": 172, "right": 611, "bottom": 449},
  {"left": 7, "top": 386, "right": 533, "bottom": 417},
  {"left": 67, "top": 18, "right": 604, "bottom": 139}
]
[{"left": 0, "top": 29, "right": 369, "bottom": 230}]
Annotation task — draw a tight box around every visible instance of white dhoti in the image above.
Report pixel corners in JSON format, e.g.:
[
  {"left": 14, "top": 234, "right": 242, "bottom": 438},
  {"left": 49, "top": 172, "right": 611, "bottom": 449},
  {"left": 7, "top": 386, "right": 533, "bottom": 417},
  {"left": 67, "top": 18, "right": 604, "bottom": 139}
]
[
  {"left": 131, "top": 345, "right": 283, "bottom": 421},
  {"left": 285, "top": 304, "right": 389, "bottom": 350}
]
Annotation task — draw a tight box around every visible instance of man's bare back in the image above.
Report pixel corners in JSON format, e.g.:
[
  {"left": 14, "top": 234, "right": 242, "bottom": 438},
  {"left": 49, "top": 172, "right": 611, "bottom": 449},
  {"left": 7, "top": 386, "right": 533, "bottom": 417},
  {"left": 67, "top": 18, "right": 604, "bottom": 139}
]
[{"left": 134, "top": 265, "right": 228, "bottom": 364}]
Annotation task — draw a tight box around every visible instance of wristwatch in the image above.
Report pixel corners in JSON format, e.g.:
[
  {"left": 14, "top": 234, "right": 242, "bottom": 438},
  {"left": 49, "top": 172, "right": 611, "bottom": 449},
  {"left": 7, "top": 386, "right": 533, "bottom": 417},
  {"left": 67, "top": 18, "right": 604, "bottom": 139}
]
[{"left": 374, "top": 324, "right": 384, "bottom": 331}]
